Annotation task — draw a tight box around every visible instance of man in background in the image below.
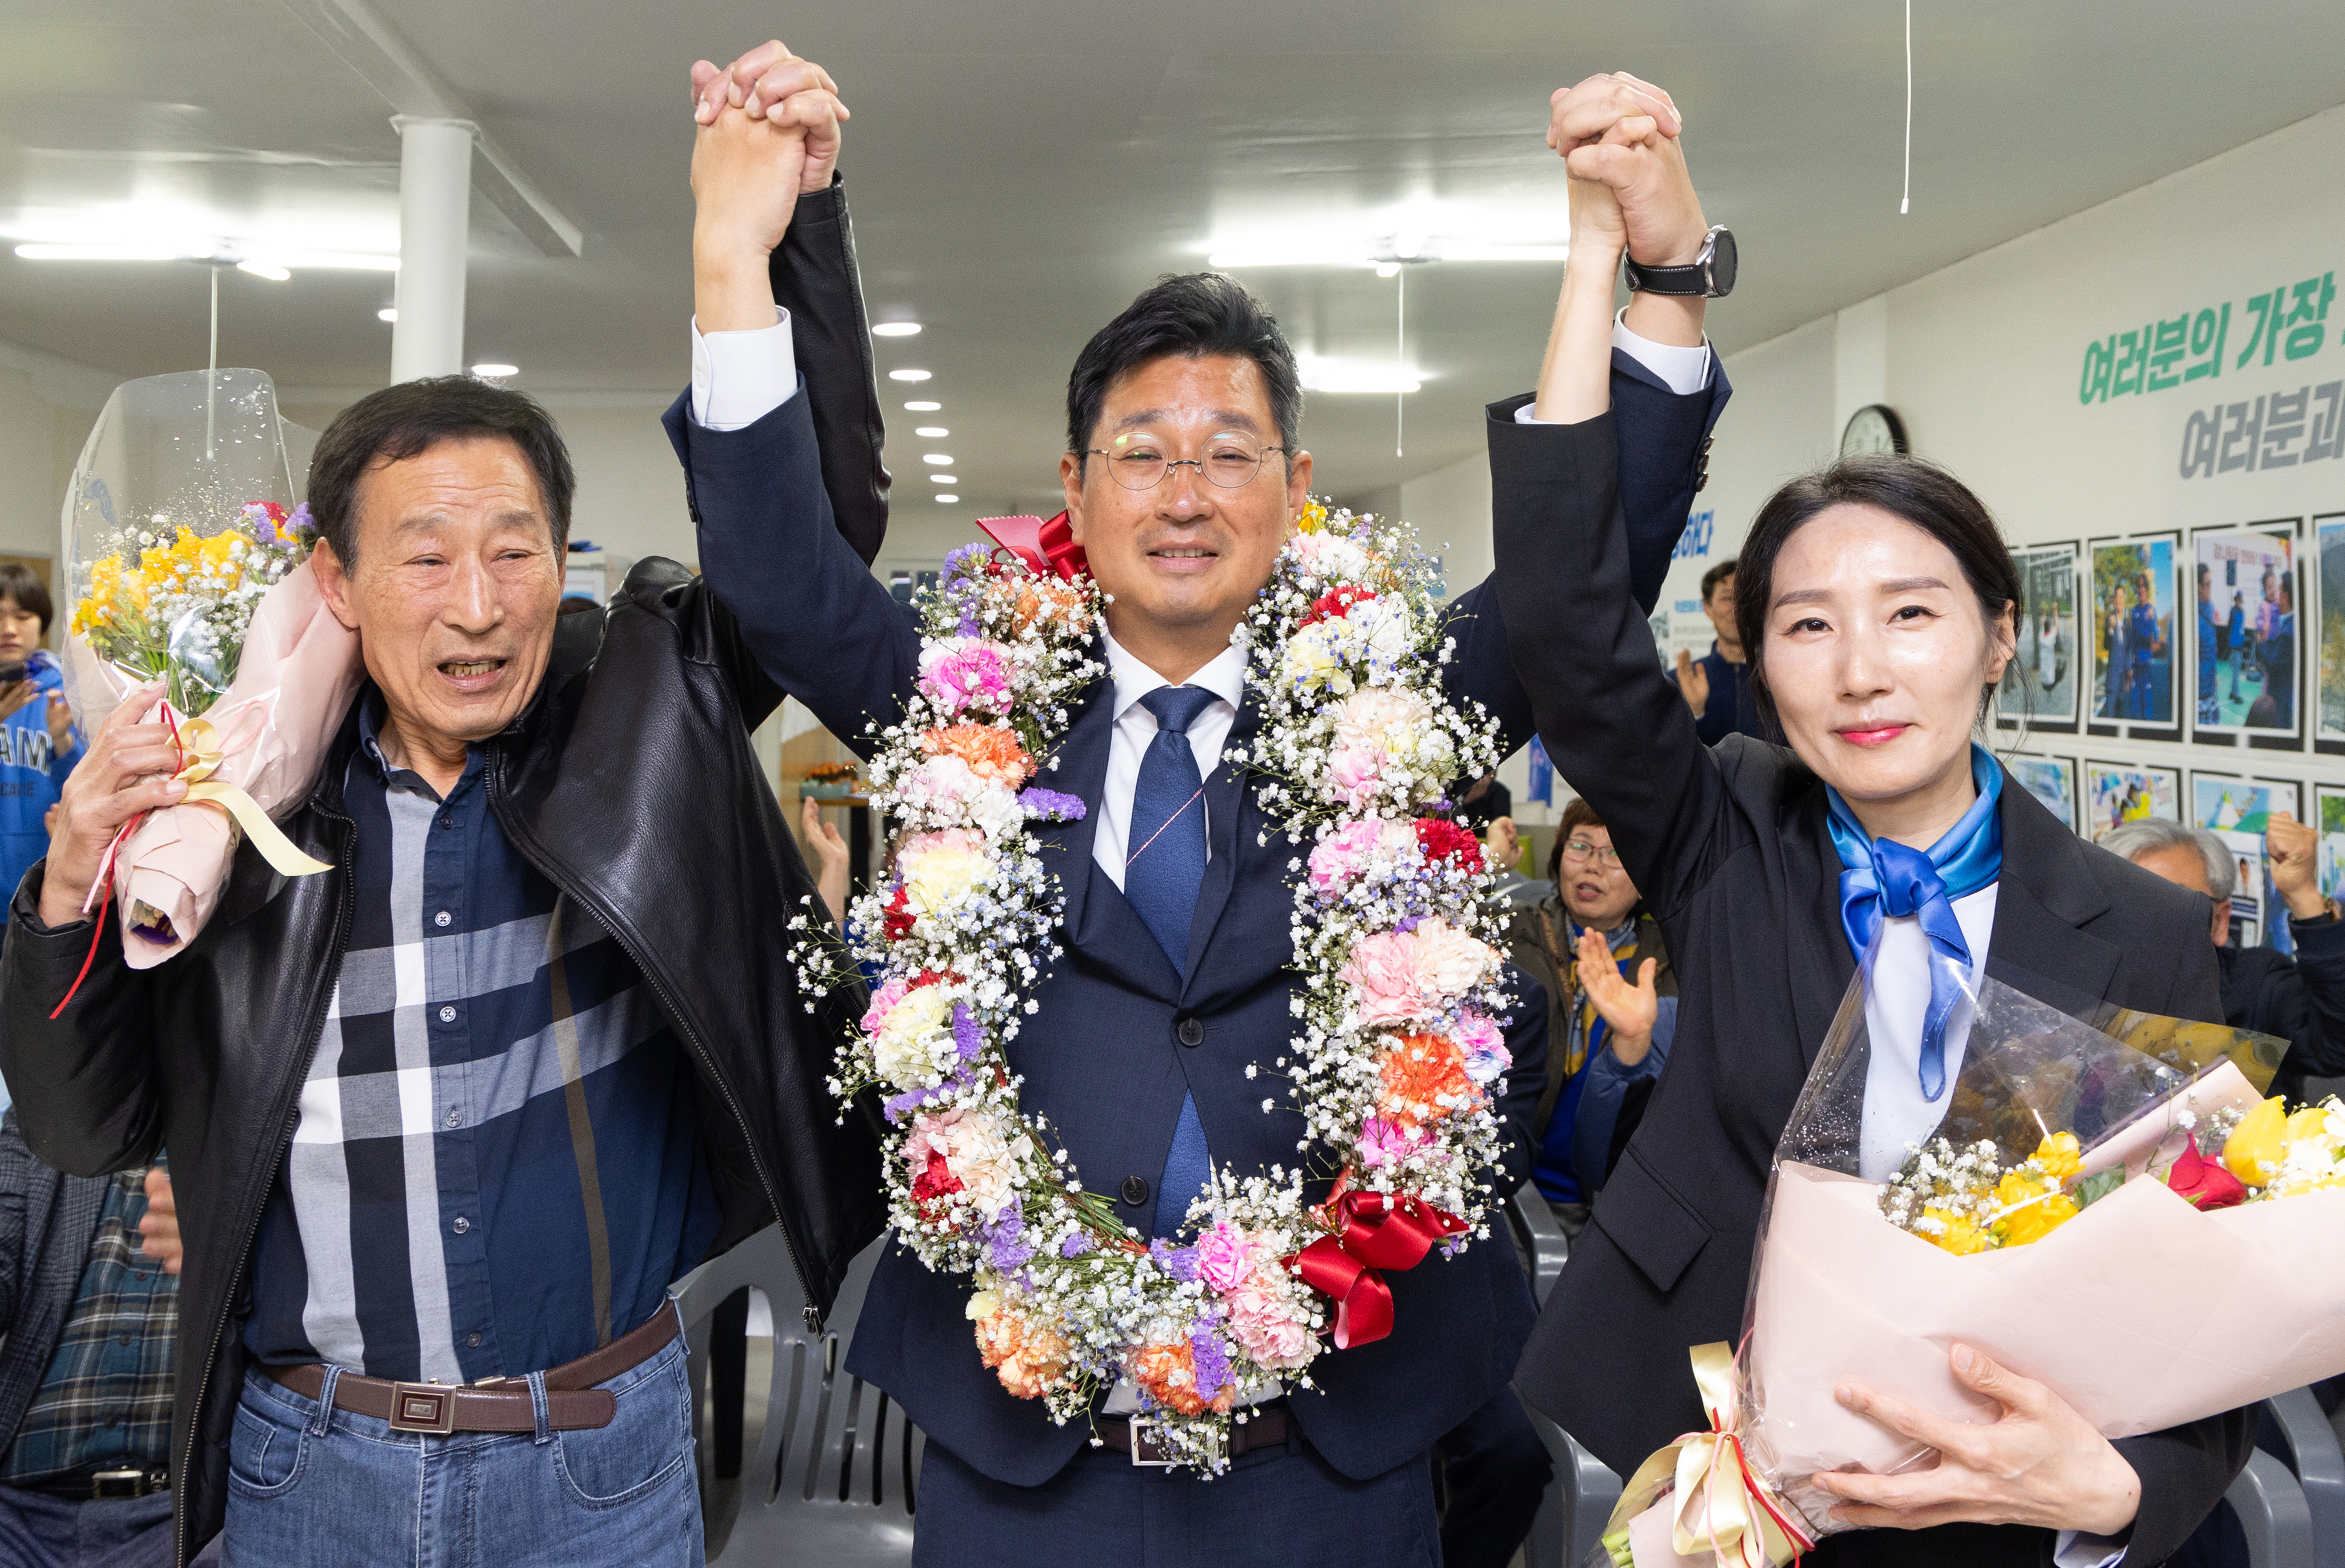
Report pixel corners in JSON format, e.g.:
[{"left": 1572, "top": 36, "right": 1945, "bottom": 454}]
[
  {"left": 2099, "top": 816, "right": 2344, "bottom": 1102},
  {"left": 0, "top": 1112, "right": 179, "bottom": 1568},
  {"left": 1666, "top": 558, "right": 1760, "bottom": 744}
]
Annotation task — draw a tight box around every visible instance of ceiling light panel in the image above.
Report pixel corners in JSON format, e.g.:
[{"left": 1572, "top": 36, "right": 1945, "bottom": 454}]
[
  {"left": 914, "top": 426, "right": 949, "bottom": 437},
  {"left": 872, "top": 322, "right": 922, "bottom": 336},
  {"left": 903, "top": 401, "right": 942, "bottom": 412},
  {"left": 889, "top": 369, "right": 932, "bottom": 382}
]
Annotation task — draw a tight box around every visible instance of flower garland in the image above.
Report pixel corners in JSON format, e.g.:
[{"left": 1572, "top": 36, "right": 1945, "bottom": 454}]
[{"left": 792, "top": 501, "right": 1512, "bottom": 1471}]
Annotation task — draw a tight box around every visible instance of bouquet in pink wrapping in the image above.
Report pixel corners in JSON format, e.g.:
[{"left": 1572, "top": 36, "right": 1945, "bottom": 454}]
[
  {"left": 1606, "top": 953, "right": 2344, "bottom": 1568},
  {"left": 57, "top": 369, "right": 361, "bottom": 971}
]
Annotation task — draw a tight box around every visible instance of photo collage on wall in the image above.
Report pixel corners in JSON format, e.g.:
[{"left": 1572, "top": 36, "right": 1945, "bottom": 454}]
[
  {"left": 2320, "top": 783, "right": 2345, "bottom": 910},
  {"left": 1999, "top": 541, "right": 2081, "bottom": 734},
  {"left": 2086, "top": 531, "right": 2181, "bottom": 741},
  {"left": 2191, "top": 773, "right": 2304, "bottom": 954},
  {"left": 2007, "top": 754, "right": 2079, "bottom": 832},
  {"left": 2189, "top": 519, "right": 2302, "bottom": 746},
  {"left": 2084, "top": 760, "right": 2182, "bottom": 835},
  {"left": 2320, "top": 513, "right": 2345, "bottom": 754}
]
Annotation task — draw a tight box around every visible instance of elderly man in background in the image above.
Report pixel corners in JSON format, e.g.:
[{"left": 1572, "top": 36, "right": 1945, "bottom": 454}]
[
  {"left": 1, "top": 49, "right": 886, "bottom": 1566},
  {"left": 2099, "top": 816, "right": 2345, "bottom": 1102}
]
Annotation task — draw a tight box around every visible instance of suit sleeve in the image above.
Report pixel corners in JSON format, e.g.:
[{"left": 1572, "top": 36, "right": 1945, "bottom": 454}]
[
  {"left": 2109, "top": 1408, "right": 2257, "bottom": 1564},
  {"left": 0, "top": 868, "right": 165, "bottom": 1181},
  {"left": 1487, "top": 402, "right": 1745, "bottom": 923},
  {"left": 1441, "top": 357, "right": 1730, "bottom": 761},
  {"left": 666, "top": 383, "right": 920, "bottom": 760},
  {"left": 1494, "top": 969, "right": 1551, "bottom": 1193},
  {"left": 2278, "top": 917, "right": 2345, "bottom": 1096},
  {"left": 768, "top": 176, "right": 891, "bottom": 568}
]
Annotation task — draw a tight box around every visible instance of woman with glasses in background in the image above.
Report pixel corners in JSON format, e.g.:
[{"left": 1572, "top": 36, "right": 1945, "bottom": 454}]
[{"left": 1503, "top": 800, "right": 1678, "bottom": 1241}]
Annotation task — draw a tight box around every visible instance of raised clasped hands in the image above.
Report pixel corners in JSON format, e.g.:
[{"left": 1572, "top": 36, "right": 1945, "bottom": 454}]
[
  {"left": 688, "top": 40, "right": 849, "bottom": 332},
  {"left": 1546, "top": 72, "right": 1702, "bottom": 268},
  {"left": 1811, "top": 1343, "right": 2143, "bottom": 1538}
]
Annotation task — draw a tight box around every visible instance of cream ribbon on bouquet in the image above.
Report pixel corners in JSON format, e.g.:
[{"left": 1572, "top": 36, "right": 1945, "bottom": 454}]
[{"left": 1605, "top": 1342, "right": 1815, "bottom": 1568}]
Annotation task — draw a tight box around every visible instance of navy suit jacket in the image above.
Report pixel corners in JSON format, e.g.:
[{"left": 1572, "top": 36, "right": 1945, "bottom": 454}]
[{"left": 662, "top": 355, "right": 1727, "bottom": 1486}]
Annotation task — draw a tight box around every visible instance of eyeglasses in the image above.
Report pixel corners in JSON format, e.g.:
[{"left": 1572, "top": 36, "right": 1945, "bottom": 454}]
[
  {"left": 1558, "top": 838, "right": 1623, "bottom": 869},
  {"left": 1082, "top": 431, "right": 1289, "bottom": 491}
]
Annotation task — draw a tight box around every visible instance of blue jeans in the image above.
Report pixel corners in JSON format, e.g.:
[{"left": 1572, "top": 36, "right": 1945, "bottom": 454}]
[{"left": 222, "top": 1334, "right": 701, "bottom": 1567}]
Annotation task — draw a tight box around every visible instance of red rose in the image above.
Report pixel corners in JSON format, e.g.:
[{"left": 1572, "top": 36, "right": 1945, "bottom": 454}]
[
  {"left": 2164, "top": 1140, "right": 2247, "bottom": 1211},
  {"left": 1415, "top": 818, "right": 1485, "bottom": 872},
  {"left": 883, "top": 886, "right": 916, "bottom": 941},
  {"left": 1299, "top": 585, "right": 1376, "bottom": 628}
]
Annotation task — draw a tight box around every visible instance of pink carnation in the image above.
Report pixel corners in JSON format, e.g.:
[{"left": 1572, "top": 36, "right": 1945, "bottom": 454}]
[
  {"left": 1327, "top": 744, "right": 1385, "bottom": 805},
  {"left": 1452, "top": 1009, "right": 1513, "bottom": 1085},
  {"left": 1226, "top": 1279, "right": 1316, "bottom": 1370},
  {"left": 1409, "top": 919, "right": 1494, "bottom": 1005},
  {"left": 1340, "top": 929, "right": 1425, "bottom": 1025},
  {"left": 917, "top": 639, "right": 1014, "bottom": 715},
  {"left": 1307, "top": 818, "right": 1415, "bottom": 895},
  {"left": 1358, "top": 1114, "right": 1429, "bottom": 1168},
  {"left": 1194, "top": 1223, "right": 1257, "bottom": 1293},
  {"left": 861, "top": 975, "right": 910, "bottom": 1035}
]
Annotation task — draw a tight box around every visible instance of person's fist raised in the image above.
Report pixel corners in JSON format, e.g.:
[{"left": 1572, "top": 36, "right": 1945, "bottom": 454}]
[
  {"left": 2266, "top": 813, "right": 2330, "bottom": 921},
  {"left": 1547, "top": 72, "right": 1707, "bottom": 268}
]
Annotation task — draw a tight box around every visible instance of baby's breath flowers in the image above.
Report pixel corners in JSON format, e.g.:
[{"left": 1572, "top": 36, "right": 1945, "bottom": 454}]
[{"left": 789, "top": 505, "right": 1513, "bottom": 1472}]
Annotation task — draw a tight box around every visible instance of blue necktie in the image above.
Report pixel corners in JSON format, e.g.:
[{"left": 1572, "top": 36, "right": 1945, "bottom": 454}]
[
  {"left": 1127, "top": 685, "right": 1216, "bottom": 1236},
  {"left": 1825, "top": 746, "right": 2004, "bottom": 1102}
]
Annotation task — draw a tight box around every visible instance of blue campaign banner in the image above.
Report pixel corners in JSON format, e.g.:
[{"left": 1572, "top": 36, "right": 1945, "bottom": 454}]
[{"left": 1527, "top": 734, "right": 1554, "bottom": 805}]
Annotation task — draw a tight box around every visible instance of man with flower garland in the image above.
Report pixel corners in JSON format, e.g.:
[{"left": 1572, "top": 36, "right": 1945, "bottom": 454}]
[{"left": 675, "top": 45, "right": 1727, "bottom": 1563}]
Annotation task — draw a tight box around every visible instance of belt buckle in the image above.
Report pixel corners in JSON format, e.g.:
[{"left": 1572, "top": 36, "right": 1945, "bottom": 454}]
[
  {"left": 1125, "top": 1416, "right": 1177, "bottom": 1468},
  {"left": 388, "top": 1381, "right": 457, "bottom": 1436},
  {"left": 90, "top": 1468, "right": 146, "bottom": 1500}
]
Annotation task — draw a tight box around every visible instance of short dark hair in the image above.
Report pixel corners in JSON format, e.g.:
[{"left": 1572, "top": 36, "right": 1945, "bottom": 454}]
[
  {"left": 1548, "top": 795, "right": 1609, "bottom": 882},
  {"left": 1066, "top": 273, "right": 1301, "bottom": 477},
  {"left": 307, "top": 376, "right": 575, "bottom": 569},
  {"left": 0, "top": 562, "right": 53, "bottom": 634},
  {"left": 1733, "top": 455, "right": 2020, "bottom": 730},
  {"left": 1700, "top": 557, "right": 1738, "bottom": 603}
]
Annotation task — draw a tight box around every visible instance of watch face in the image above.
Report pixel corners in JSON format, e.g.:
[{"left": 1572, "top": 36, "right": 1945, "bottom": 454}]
[
  {"left": 1707, "top": 227, "right": 1736, "bottom": 297},
  {"left": 1841, "top": 404, "right": 1908, "bottom": 458}
]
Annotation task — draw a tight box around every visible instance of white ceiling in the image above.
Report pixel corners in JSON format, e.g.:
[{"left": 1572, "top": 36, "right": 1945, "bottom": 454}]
[{"left": 5, "top": 0, "right": 2345, "bottom": 516}]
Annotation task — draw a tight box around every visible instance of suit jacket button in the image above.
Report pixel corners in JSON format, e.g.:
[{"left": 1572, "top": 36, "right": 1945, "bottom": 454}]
[
  {"left": 1176, "top": 1018, "right": 1205, "bottom": 1047},
  {"left": 1120, "top": 1175, "right": 1151, "bottom": 1206}
]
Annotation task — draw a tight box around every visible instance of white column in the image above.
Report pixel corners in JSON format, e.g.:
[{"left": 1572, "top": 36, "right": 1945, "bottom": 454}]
[{"left": 389, "top": 116, "right": 476, "bottom": 382}]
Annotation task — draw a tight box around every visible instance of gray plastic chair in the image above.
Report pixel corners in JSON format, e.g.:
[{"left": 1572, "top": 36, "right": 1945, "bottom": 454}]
[
  {"left": 672, "top": 1229, "right": 921, "bottom": 1566},
  {"left": 2258, "top": 1387, "right": 2345, "bottom": 1568},
  {"left": 2229, "top": 1443, "right": 2318, "bottom": 1568},
  {"left": 1509, "top": 1182, "right": 1626, "bottom": 1568}
]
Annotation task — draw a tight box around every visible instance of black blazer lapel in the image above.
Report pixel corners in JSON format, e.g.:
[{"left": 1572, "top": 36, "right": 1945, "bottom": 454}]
[
  {"left": 1985, "top": 783, "right": 2120, "bottom": 1018},
  {"left": 1031, "top": 675, "right": 1113, "bottom": 943},
  {"left": 1787, "top": 785, "right": 1859, "bottom": 1066},
  {"left": 1179, "top": 696, "right": 1262, "bottom": 991}
]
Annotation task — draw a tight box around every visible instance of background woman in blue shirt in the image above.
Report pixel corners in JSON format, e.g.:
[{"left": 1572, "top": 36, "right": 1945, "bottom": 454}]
[{"left": 0, "top": 562, "right": 84, "bottom": 924}]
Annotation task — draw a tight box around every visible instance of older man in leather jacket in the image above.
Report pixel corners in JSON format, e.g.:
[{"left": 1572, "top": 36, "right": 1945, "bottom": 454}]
[{"left": 0, "top": 61, "right": 881, "bottom": 1568}]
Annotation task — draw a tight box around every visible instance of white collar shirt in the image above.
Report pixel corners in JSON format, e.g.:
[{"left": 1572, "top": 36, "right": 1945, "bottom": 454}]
[{"left": 1091, "top": 630, "right": 1250, "bottom": 890}]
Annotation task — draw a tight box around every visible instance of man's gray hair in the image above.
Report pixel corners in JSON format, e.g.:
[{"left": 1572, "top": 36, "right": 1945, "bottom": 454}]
[{"left": 2097, "top": 818, "right": 2235, "bottom": 900}]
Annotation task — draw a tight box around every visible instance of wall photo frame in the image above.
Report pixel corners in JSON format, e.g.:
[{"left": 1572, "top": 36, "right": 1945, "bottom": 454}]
[
  {"left": 2190, "top": 771, "right": 2305, "bottom": 953},
  {"left": 2008, "top": 753, "right": 2079, "bottom": 834},
  {"left": 2317, "top": 513, "right": 2345, "bottom": 756},
  {"left": 1999, "top": 541, "right": 2081, "bottom": 733},
  {"left": 2084, "top": 760, "right": 2181, "bottom": 837},
  {"left": 2190, "top": 519, "right": 2303, "bottom": 746},
  {"left": 2088, "top": 532, "right": 2181, "bottom": 741}
]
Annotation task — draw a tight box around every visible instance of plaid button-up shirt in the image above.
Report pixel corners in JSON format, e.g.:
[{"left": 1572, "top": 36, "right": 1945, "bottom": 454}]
[
  {"left": 0, "top": 1164, "right": 176, "bottom": 1487},
  {"left": 242, "top": 695, "right": 720, "bottom": 1383}
]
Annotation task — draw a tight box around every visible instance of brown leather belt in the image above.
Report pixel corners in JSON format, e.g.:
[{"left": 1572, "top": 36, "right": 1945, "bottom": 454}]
[
  {"left": 1095, "top": 1400, "right": 1294, "bottom": 1466},
  {"left": 264, "top": 1300, "right": 680, "bottom": 1436}
]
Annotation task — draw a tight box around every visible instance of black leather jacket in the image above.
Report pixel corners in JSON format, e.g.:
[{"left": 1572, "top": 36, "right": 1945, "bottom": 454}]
[{"left": 0, "top": 180, "right": 889, "bottom": 1566}]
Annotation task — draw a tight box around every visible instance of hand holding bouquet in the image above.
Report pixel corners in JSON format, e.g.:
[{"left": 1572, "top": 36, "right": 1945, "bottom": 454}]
[
  {"left": 1607, "top": 963, "right": 2341, "bottom": 1568},
  {"left": 57, "top": 370, "right": 361, "bottom": 973}
]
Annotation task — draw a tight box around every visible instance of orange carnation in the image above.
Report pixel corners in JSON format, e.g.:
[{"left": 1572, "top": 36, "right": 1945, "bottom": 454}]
[
  {"left": 921, "top": 723, "right": 1036, "bottom": 787},
  {"left": 1375, "top": 1032, "right": 1481, "bottom": 1131},
  {"left": 1130, "top": 1340, "right": 1232, "bottom": 1417},
  {"left": 975, "top": 1302, "right": 1068, "bottom": 1400}
]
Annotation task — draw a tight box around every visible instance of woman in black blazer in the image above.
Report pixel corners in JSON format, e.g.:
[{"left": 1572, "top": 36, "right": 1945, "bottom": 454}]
[{"left": 1489, "top": 86, "right": 2252, "bottom": 1567}]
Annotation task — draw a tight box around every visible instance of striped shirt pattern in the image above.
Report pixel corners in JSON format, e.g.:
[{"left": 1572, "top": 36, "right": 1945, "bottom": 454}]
[
  {"left": 0, "top": 1165, "right": 176, "bottom": 1487},
  {"left": 243, "top": 698, "right": 719, "bottom": 1383}
]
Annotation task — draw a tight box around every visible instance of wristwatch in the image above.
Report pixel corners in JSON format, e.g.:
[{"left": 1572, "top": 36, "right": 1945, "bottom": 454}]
[{"left": 1622, "top": 225, "right": 1737, "bottom": 298}]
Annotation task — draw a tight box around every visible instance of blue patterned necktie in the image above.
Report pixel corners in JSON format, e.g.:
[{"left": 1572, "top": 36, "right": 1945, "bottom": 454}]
[
  {"left": 1126, "top": 685, "right": 1216, "bottom": 1236},
  {"left": 1824, "top": 746, "right": 2004, "bottom": 1102}
]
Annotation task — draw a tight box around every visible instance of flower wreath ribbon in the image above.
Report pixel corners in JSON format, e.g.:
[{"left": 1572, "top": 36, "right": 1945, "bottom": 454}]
[
  {"left": 1291, "top": 1189, "right": 1467, "bottom": 1349},
  {"left": 976, "top": 512, "right": 1089, "bottom": 581},
  {"left": 1602, "top": 1342, "right": 1814, "bottom": 1568}
]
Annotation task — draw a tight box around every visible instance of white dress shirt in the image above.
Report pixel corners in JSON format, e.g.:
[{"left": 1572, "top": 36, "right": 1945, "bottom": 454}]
[
  {"left": 1090, "top": 631, "right": 1249, "bottom": 889},
  {"left": 690, "top": 311, "right": 801, "bottom": 430},
  {"left": 1513, "top": 312, "right": 1717, "bottom": 425},
  {"left": 1855, "top": 885, "right": 1998, "bottom": 1183}
]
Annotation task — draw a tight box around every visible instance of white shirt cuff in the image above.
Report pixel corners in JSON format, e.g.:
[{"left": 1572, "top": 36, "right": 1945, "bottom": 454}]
[
  {"left": 689, "top": 309, "right": 800, "bottom": 432},
  {"left": 2052, "top": 1528, "right": 2128, "bottom": 1568},
  {"left": 1511, "top": 311, "right": 1715, "bottom": 424}
]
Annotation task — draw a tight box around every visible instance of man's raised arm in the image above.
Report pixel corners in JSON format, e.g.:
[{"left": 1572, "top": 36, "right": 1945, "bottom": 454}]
[{"left": 666, "top": 45, "right": 918, "bottom": 755}]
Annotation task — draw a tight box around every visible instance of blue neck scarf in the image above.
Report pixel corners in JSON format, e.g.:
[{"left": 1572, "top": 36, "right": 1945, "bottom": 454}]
[{"left": 1824, "top": 745, "right": 2004, "bottom": 1102}]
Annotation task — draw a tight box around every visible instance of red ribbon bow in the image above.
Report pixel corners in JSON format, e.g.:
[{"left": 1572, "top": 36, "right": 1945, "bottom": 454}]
[
  {"left": 975, "top": 512, "right": 1089, "bottom": 581},
  {"left": 1291, "top": 1189, "right": 1467, "bottom": 1349}
]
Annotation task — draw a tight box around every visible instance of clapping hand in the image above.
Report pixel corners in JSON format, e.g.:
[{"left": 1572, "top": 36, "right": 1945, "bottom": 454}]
[
  {"left": 1674, "top": 648, "right": 1710, "bottom": 716},
  {"left": 800, "top": 794, "right": 851, "bottom": 926},
  {"left": 1812, "top": 1344, "right": 2141, "bottom": 1536},
  {"left": 1574, "top": 925, "right": 1659, "bottom": 1065},
  {"left": 137, "top": 1168, "right": 182, "bottom": 1276},
  {"left": 45, "top": 691, "right": 74, "bottom": 754},
  {"left": 2267, "top": 812, "right": 2331, "bottom": 921}
]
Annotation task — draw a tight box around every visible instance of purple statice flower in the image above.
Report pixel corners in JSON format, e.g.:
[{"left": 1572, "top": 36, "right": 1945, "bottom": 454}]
[
  {"left": 940, "top": 542, "right": 993, "bottom": 587},
  {"left": 950, "top": 1002, "right": 984, "bottom": 1063},
  {"left": 883, "top": 1069, "right": 971, "bottom": 1123},
  {"left": 1395, "top": 915, "right": 1423, "bottom": 934},
  {"left": 1188, "top": 1321, "right": 1231, "bottom": 1405},
  {"left": 1017, "top": 787, "right": 1087, "bottom": 823},
  {"left": 1149, "top": 1240, "right": 1200, "bottom": 1284},
  {"left": 983, "top": 1198, "right": 1035, "bottom": 1274},
  {"left": 1059, "top": 1231, "right": 1094, "bottom": 1259}
]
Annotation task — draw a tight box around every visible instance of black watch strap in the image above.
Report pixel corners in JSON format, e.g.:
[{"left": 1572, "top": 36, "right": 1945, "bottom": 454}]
[{"left": 1622, "top": 226, "right": 1735, "bottom": 298}]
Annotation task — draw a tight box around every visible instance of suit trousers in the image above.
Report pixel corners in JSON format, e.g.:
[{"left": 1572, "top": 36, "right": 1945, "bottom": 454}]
[{"left": 911, "top": 1430, "right": 1440, "bottom": 1568}]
